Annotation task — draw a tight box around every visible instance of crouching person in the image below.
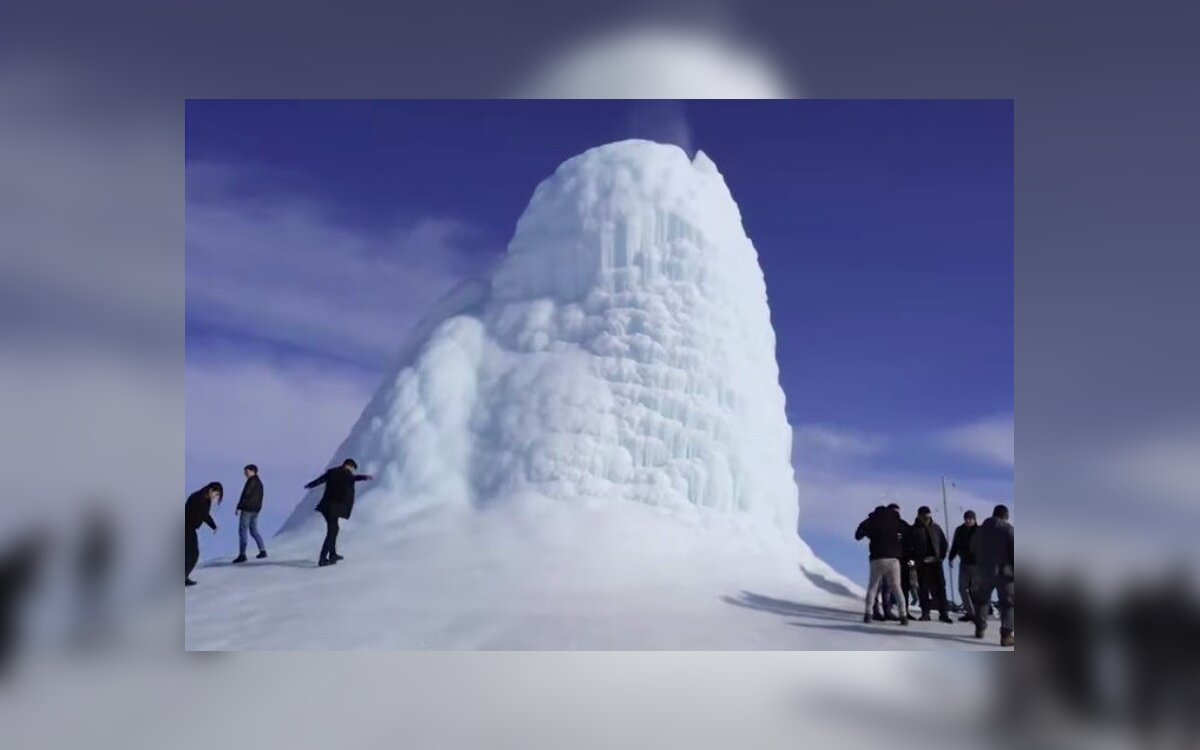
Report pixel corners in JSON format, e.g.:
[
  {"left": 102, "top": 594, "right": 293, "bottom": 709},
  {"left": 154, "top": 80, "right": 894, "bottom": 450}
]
[{"left": 185, "top": 482, "right": 222, "bottom": 586}]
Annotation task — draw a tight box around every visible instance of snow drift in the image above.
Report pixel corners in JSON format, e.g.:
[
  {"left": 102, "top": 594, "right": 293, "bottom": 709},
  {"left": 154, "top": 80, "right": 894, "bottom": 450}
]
[{"left": 188, "top": 140, "right": 864, "bottom": 649}]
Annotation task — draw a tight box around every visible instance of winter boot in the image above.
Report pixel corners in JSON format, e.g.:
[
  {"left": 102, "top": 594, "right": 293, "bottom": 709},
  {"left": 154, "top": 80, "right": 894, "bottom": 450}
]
[
  {"left": 256, "top": 550, "right": 268, "bottom": 559},
  {"left": 318, "top": 558, "right": 336, "bottom": 567},
  {"left": 918, "top": 612, "right": 932, "bottom": 622},
  {"left": 958, "top": 614, "right": 973, "bottom": 622},
  {"left": 232, "top": 554, "right": 248, "bottom": 564},
  {"left": 185, "top": 578, "right": 197, "bottom": 587},
  {"left": 974, "top": 626, "right": 985, "bottom": 639},
  {"left": 871, "top": 609, "right": 885, "bottom": 622},
  {"left": 331, "top": 552, "right": 344, "bottom": 562},
  {"left": 1000, "top": 629, "right": 1014, "bottom": 647},
  {"left": 938, "top": 613, "right": 954, "bottom": 624},
  {"left": 899, "top": 616, "right": 909, "bottom": 626},
  {"left": 884, "top": 611, "right": 900, "bottom": 621},
  {"left": 863, "top": 613, "right": 872, "bottom": 624}
]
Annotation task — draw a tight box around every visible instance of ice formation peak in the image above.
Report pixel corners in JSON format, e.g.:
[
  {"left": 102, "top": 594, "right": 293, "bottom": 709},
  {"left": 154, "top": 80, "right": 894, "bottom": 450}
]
[
  {"left": 281, "top": 139, "right": 800, "bottom": 540},
  {"left": 495, "top": 139, "right": 743, "bottom": 303}
]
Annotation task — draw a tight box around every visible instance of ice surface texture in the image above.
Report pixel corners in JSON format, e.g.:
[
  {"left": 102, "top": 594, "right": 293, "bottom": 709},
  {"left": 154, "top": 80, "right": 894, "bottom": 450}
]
[{"left": 280, "top": 141, "right": 799, "bottom": 543}]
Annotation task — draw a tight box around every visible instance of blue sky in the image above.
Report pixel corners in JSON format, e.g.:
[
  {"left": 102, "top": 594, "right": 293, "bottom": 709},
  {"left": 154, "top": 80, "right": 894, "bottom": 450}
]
[{"left": 186, "top": 100, "right": 1012, "bottom": 583}]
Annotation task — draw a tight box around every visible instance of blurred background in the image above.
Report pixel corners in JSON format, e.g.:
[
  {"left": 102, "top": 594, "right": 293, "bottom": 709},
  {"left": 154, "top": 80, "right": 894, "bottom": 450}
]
[{"left": 2, "top": 1, "right": 1198, "bottom": 747}]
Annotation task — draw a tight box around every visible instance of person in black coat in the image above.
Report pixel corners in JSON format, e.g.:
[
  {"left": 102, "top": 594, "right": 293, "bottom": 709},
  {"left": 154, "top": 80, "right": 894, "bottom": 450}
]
[
  {"left": 911, "top": 505, "right": 952, "bottom": 622},
  {"left": 854, "top": 505, "right": 910, "bottom": 625},
  {"left": 185, "top": 482, "right": 223, "bottom": 586},
  {"left": 948, "top": 510, "right": 979, "bottom": 621},
  {"left": 306, "top": 458, "right": 372, "bottom": 567},
  {"left": 970, "top": 504, "right": 1015, "bottom": 646},
  {"left": 232, "top": 464, "right": 267, "bottom": 564}
]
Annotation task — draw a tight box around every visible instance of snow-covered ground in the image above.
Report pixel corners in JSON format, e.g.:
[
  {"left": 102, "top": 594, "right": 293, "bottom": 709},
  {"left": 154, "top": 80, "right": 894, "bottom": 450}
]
[
  {"left": 186, "top": 498, "right": 1001, "bottom": 650},
  {"left": 187, "top": 140, "right": 1001, "bottom": 650}
]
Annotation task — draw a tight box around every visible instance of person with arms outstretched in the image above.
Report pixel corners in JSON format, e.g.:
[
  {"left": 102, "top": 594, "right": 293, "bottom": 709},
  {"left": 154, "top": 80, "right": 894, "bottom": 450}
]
[
  {"left": 185, "top": 482, "right": 223, "bottom": 586},
  {"left": 305, "top": 458, "right": 372, "bottom": 567}
]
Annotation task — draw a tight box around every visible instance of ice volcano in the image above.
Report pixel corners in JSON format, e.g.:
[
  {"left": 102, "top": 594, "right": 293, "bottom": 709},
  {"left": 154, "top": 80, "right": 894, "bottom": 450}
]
[{"left": 187, "top": 140, "right": 866, "bottom": 649}]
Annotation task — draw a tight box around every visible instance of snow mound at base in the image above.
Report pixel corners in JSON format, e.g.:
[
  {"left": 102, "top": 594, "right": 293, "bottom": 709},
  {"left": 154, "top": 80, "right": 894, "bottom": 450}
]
[{"left": 192, "top": 499, "right": 871, "bottom": 649}]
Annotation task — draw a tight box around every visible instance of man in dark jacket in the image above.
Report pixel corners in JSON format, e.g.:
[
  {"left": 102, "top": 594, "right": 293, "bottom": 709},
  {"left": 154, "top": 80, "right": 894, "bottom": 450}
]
[
  {"left": 232, "top": 464, "right": 267, "bottom": 564},
  {"left": 971, "top": 504, "right": 1015, "bottom": 646},
  {"left": 911, "top": 506, "right": 952, "bottom": 622},
  {"left": 854, "top": 505, "right": 909, "bottom": 626},
  {"left": 185, "top": 482, "right": 223, "bottom": 586},
  {"left": 306, "top": 458, "right": 373, "bottom": 567},
  {"left": 948, "top": 510, "right": 979, "bottom": 621}
]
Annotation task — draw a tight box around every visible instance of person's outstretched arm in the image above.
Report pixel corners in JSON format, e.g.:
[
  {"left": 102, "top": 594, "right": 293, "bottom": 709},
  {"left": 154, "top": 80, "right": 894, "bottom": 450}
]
[
  {"left": 854, "top": 518, "right": 869, "bottom": 540},
  {"left": 304, "top": 470, "right": 331, "bottom": 489},
  {"left": 353, "top": 473, "right": 373, "bottom": 482},
  {"left": 204, "top": 512, "right": 217, "bottom": 532}
]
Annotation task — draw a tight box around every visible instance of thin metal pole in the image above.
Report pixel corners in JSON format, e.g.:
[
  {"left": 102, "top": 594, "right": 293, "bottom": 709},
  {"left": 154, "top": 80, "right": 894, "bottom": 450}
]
[{"left": 942, "top": 476, "right": 956, "bottom": 607}]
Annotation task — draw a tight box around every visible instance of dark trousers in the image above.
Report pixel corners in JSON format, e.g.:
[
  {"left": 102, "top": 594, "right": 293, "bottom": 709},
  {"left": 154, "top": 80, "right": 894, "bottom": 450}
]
[
  {"left": 916, "top": 560, "right": 948, "bottom": 615},
  {"left": 319, "top": 512, "right": 340, "bottom": 561},
  {"left": 902, "top": 560, "right": 919, "bottom": 605},
  {"left": 973, "top": 566, "right": 1015, "bottom": 633},
  {"left": 185, "top": 528, "right": 199, "bottom": 578},
  {"left": 958, "top": 563, "right": 980, "bottom": 617}
]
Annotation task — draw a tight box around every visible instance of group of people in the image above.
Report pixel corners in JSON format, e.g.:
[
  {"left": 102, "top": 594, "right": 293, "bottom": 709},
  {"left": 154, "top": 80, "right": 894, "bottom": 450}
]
[
  {"left": 183, "top": 460, "right": 1016, "bottom": 646},
  {"left": 855, "top": 502, "right": 1015, "bottom": 646},
  {"left": 184, "top": 458, "right": 373, "bottom": 586}
]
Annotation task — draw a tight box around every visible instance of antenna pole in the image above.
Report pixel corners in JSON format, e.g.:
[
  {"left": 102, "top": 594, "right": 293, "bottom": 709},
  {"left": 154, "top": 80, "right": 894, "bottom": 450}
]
[{"left": 942, "top": 476, "right": 956, "bottom": 607}]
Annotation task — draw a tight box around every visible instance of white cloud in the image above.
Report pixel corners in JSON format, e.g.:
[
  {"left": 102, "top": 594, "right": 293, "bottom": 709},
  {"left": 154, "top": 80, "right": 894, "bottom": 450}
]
[
  {"left": 185, "top": 161, "right": 500, "bottom": 543},
  {"left": 514, "top": 26, "right": 796, "bottom": 98},
  {"left": 1087, "top": 431, "right": 1200, "bottom": 514},
  {"left": 936, "top": 415, "right": 1014, "bottom": 469},
  {"left": 792, "top": 424, "right": 888, "bottom": 460},
  {"left": 185, "top": 346, "right": 378, "bottom": 548},
  {"left": 795, "top": 468, "right": 1004, "bottom": 537},
  {"left": 790, "top": 420, "right": 1013, "bottom": 538},
  {"left": 186, "top": 161, "right": 496, "bottom": 367},
  {"left": 186, "top": 349, "right": 374, "bottom": 482}
]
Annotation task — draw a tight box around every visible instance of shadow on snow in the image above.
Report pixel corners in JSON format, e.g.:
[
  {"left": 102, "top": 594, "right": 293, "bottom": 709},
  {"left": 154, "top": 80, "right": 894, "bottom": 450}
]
[
  {"left": 199, "top": 559, "right": 317, "bottom": 570},
  {"left": 721, "top": 590, "right": 986, "bottom": 647}
]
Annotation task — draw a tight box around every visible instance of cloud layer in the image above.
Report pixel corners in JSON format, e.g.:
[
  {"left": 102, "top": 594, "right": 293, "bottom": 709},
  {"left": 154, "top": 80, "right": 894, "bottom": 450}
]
[
  {"left": 793, "top": 419, "right": 1014, "bottom": 545},
  {"left": 185, "top": 161, "right": 493, "bottom": 545},
  {"left": 936, "top": 415, "right": 1014, "bottom": 469},
  {"left": 187, "top": 161, "right": 494, "bottom": 367}
]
